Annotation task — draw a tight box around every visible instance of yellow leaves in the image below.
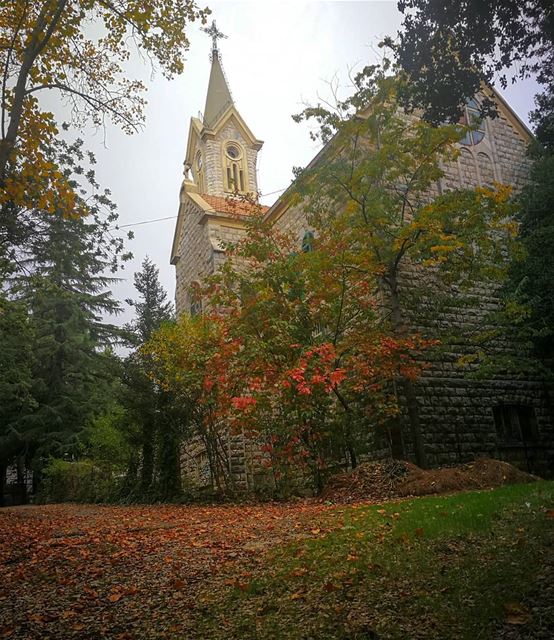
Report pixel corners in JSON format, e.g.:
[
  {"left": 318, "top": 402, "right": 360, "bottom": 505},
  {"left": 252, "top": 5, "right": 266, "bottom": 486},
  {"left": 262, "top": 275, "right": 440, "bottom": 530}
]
[
  {"left": 345, "top": 200, "right": 358, "bottom": 215},
  {"left": 504, "top": 602, "right": 531, "bottom": 625},
  {"left": 504, "top": 221, "right": 519, "bottom": 238},
  {"left": 476, "top": 183, "right": 513, "bottom": 205},
  {"left": 1, "top": 0, "right": 209, "bottom": 220},
  {"left": 429, "top": 243, "right": 458, "bottom": 255}
]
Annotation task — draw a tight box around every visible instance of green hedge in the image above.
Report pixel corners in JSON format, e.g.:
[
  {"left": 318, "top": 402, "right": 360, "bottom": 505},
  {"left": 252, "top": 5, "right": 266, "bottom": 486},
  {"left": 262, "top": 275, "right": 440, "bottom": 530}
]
[{"left": 39, "top": 458, "right": 122, "bottom": 503}]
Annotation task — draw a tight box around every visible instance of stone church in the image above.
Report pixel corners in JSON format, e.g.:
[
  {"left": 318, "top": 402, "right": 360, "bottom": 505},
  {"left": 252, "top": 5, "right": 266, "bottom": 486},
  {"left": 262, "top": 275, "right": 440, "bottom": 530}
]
[{"left": 171, "top": 25, "right": 553, "bottom": 485}]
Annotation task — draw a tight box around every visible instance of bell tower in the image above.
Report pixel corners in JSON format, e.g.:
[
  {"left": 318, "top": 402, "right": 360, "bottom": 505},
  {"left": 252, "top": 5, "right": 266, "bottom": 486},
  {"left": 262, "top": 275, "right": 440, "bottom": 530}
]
[
  {"left": 171, "top": 22, "right": 266, "bottom": 317},
  {"left": 182, "top": 21, "right": 263, "bottom": 199}
]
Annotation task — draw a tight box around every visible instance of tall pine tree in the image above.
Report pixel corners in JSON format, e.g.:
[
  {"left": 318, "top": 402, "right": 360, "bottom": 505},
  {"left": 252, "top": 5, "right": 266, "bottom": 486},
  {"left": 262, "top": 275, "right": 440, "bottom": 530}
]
[
  {"left": 123, "top": 258, "right": 174, "bottom": 498},
  {"left": 5, "top": 138, "right": 130, "bottom": 481}
]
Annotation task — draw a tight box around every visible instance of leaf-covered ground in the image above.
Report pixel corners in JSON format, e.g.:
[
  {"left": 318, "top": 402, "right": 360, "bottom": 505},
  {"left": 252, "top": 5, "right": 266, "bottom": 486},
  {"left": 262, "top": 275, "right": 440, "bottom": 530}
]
[{"left": 1, "top": 483, "right": 553, "bottom": 639}]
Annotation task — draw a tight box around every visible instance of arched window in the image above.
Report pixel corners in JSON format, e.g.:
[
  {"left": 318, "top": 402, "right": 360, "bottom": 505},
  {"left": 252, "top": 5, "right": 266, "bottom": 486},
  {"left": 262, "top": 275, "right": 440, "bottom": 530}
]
[
  {"left": 459, "top": 99, "right": 486, "bottom": 146},
  {"left": 301, "top": 231, "right": 315, "bottom": 253},
  {"left": 223, "top": 142, "right": 247, "bottom": 193}
]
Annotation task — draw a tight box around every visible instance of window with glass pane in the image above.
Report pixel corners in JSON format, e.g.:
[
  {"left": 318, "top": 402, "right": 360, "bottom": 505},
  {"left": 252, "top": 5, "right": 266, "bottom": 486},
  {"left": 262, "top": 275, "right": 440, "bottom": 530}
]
[{"left": 459, "top": 99, "right": 486, "bottom": 146}]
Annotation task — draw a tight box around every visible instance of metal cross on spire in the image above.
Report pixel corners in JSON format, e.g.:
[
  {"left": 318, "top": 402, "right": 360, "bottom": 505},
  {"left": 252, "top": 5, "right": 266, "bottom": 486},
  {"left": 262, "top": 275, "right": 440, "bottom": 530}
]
[{"left": 201, "top": 20, "right": 227, "bottom": 59}]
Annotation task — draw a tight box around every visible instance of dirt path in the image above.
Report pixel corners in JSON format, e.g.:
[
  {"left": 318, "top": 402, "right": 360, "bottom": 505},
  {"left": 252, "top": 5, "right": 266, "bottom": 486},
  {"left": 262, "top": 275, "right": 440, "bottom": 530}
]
[{"left": 0, "top": 502, "right": 335, "bottom": 639}]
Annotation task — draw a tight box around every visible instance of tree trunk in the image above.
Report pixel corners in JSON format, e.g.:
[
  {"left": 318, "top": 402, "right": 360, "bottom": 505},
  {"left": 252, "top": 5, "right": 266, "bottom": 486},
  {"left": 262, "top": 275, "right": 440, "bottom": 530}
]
[
  {"left": 158, "top": 422, "right": 182, "bottom": 500},
  {"left": 0, "top": 462, "right": 6, "bottom": 507},
  {"left": 0, "top": 1, "right": 68, "bottom": 185},
  {"left": 140, "top": 421, "right": 154, "bottom": 494},
  {"left": 399, "top": 377, "right": 427, "bottom": 468},
  {"left": 388, "top": 275, "right": 428, "bottom": 468}
]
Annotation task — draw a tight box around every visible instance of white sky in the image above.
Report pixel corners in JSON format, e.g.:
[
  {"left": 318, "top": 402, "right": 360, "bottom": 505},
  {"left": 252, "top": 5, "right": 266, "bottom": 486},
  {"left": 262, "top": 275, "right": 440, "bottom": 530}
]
[{"left": 68, "top": 0, "right": 538, "bottom": 328}]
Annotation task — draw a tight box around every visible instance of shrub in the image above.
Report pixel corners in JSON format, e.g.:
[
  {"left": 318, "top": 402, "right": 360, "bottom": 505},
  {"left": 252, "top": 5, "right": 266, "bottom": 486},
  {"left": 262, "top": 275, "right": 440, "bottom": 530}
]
[{"left": 38, "top": 458, "right": 122, "bottom": 503}]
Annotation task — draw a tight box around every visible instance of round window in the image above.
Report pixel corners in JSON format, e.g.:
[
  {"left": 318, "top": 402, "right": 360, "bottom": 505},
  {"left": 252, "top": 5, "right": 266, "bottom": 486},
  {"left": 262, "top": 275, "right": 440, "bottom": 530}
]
[{"left": 225, "top": 143, "right": 241, "bottom": 160}]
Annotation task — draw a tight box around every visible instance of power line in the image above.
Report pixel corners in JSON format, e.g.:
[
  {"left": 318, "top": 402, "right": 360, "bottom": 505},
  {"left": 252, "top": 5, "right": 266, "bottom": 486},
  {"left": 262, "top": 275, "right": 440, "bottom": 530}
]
[
  {"left": 111, "top": 215, "right": 177, "bottom": 230},
  {"left": 109, "top": 186, "right": 288, "bottom": 231}
]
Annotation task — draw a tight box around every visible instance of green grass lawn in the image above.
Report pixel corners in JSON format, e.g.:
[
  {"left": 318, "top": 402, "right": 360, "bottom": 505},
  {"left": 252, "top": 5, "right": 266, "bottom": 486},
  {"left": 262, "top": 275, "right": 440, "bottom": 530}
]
[{"left": 196, "top": 482, "right": 554, "bottom": 640}]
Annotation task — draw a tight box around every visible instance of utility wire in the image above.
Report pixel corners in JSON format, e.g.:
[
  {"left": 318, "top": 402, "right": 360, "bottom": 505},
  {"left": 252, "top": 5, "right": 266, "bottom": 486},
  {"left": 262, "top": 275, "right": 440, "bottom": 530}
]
[
  {"left": 113, "top": 215, "right": 177, "bottom": 230},
  {"left": 109, "top": 186, "right": 288, "bottom": 231}
]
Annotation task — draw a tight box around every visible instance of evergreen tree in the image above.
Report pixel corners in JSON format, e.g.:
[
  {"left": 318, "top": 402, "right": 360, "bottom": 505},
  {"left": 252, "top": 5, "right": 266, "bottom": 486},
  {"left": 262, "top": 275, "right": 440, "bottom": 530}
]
[
  {"left": 5, "top": 138, "right": 130, "bottom": 479},
  {"left": 508, "top": 150, "right": 554, "bottom": 362},
  {"left": 0, "top": 295, "right": 35, "bottom": 505},
  {"left": 123, "top": 258, "right": 174, "bottom": 498},
  {"left": 126, "top": 257, "right": 174, "bottom": 344},
  {"left": 16, "top": 215, "right": 121, "bottom": 467}
]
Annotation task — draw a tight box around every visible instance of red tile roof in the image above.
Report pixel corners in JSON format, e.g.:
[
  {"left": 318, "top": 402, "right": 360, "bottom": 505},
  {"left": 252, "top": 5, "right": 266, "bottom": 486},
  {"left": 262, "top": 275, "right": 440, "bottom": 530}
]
[{"left": 200, "top": 194, "right": 269, "bottom": 217}]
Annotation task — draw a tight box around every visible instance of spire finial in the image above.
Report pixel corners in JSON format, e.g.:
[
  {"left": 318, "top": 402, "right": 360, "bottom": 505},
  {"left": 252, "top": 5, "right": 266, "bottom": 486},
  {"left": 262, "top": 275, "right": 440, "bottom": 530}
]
[{"left": 201, "top": 20, "right": 227, "bottom": 60}]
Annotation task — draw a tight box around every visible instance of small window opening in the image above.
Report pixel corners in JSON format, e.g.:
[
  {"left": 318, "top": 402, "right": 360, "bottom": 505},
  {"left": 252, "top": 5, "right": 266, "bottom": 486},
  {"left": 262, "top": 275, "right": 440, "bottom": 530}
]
[
  {"left": 189, "top": 282, "right": 202, "bottom": 317},
  {"left": 301, "top": 231, "right": 315, "bottom": 253},
  {"left": 492, "top": 405, "right": 538, "bottom": 443}
]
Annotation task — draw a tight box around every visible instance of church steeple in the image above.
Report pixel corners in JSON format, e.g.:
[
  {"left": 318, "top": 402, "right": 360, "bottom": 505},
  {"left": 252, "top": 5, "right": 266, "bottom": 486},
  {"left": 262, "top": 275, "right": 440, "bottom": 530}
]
[
  {"left": 171, "top": 22, "right": 266, "bottom": 313},
  {"left": 202, "top": 21, "right": 233, "bottom": 128},
  {"left": 180, "top": 21, "right": 263, "bottom": 199}
]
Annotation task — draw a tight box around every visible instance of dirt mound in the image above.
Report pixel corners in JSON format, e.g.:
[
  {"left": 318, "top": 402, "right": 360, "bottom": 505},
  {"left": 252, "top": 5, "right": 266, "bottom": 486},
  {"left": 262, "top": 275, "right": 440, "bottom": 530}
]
[
  {"left": 322, "top": 458, "right": 411, "bottom": 503},
  {"left": 323, "top": 458, "right": 538, "bottom": 503}
]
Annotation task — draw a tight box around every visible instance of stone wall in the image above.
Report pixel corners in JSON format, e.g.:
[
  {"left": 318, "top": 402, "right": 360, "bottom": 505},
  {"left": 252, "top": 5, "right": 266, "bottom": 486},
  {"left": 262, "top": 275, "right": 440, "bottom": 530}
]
[
  {"left": 174, "top": 197, "right": 214, "bottom": 316},
  {"left": 176, "top": 96, "right": 554, "bottom": 487},
  {"left": 270, "top": 103, "right": 553, "bottom": 476}
]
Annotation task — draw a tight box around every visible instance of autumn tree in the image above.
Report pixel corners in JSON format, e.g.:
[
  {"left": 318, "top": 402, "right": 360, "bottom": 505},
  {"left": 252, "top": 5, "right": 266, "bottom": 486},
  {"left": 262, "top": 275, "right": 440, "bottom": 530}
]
[
  {"left": 291, "top": 65, "right": 516, "bottom": 467},
  {"left": 144, "top": 314, "right": 243, "bottom": 493},
  {"left": 392, "top": 0, "right": 554, "bottom": 148},
  {"left": 0, "top": 0, "right": 209, "bottom": 214},
  {"left": 202, "top": 211, "right": 405, "bottom": 491}
]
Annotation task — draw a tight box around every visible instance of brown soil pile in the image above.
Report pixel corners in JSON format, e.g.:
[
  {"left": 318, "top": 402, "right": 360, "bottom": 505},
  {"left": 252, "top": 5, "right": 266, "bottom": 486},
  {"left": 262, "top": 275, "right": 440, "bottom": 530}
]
[{"left": 323, "top": 458, "right": 538, "bottom": 503}]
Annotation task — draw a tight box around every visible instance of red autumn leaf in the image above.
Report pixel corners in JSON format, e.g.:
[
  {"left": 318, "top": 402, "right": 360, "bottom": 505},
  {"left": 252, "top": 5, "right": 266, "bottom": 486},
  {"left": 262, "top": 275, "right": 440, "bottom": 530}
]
[{"left": 171, "top": 579, "right": 186, "bottom": 590}]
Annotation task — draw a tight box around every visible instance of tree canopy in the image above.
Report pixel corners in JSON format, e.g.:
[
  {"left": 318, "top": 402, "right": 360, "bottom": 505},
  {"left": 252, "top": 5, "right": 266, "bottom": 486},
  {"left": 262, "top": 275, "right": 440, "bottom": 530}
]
[
  {"left": 0, "top": 0, "right": 209, "bottom": 213},
  {"left": 393, "top": 0, "right": 554, "bottom": 148}
]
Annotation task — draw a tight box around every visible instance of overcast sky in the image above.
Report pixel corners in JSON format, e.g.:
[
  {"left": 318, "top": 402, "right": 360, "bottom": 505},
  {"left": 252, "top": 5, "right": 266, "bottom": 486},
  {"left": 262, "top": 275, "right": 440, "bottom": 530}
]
[{"left": 73, "top": 0, "right": 539, "bottom": 329}]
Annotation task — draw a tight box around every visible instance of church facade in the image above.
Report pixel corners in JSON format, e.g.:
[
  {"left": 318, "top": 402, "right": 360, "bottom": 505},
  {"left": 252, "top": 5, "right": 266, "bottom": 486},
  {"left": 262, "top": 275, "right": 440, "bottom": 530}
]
[{"left": 171, "top": 28, "right": 554, "bottom": 485}]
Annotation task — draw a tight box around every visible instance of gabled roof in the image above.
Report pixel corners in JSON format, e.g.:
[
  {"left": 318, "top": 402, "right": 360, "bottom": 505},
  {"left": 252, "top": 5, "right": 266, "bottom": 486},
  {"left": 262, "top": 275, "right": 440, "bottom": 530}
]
[
  {"left": 485, "top": 84, "right": 533, "bottom": 144},
  {"left": 265, "top": 84, "right": 534, "bottom": 224}
]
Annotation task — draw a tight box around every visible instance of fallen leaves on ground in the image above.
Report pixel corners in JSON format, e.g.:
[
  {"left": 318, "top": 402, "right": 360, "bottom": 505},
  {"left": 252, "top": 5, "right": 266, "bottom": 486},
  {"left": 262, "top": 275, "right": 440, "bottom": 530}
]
[
  {"left": 323, "top": 458, "right": 538, "bottom": 503},
  {"left": 0, "top": 501, "right": 337, "bottom": 639}
]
